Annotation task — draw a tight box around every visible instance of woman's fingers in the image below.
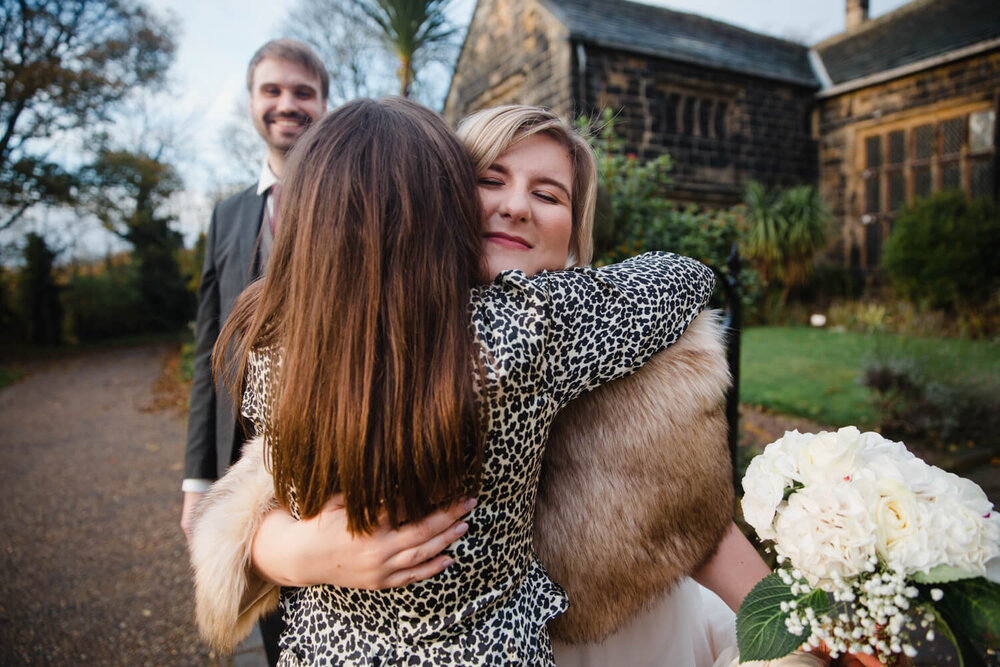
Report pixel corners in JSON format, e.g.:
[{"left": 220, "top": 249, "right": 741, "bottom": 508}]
[
  {"left": 381, "top": 554, "right": 457, "bottom": 589},
  {"left": 389, "top": 519, "right": 470, "bottom": 572},
  {"left": 385, "top": 498, "right": 476, "bottom": 555}
]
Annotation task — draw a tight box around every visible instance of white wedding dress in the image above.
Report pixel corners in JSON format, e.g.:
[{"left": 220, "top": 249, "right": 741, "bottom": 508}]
[{"left": 552, "top": 578, "right": 735, "bottom": 667}]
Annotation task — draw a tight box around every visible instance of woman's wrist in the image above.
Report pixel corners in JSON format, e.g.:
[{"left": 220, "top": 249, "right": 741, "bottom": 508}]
[{"left": 252, "top": 509, "right": 312, "bottom": 587}]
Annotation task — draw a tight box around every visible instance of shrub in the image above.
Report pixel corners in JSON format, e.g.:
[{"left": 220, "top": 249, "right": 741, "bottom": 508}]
[
  {"left": 882, "top": 191, "right": 1000, "bottom": 309},
  {"left": 63, "top": 263, "right": 144, "bottom": 342},
  {"left": 824, "top": 297, "right": 1000, "bottom": 339},
  {"left": 789, "top": 262, "right": 865, "bottom": 305},
  {"left": 862, "top": 354, "right": 1000, "bottom": 452}
]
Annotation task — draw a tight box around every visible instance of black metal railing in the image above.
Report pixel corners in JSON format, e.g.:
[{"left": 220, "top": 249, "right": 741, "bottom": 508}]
[{"left": 713, "top": 243, "right": 743, "bottom": 491}]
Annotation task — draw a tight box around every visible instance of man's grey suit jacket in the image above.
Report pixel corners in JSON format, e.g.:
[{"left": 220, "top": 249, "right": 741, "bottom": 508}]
[{"left": 184, "top": 184, "right": 266, "bottom": 481}]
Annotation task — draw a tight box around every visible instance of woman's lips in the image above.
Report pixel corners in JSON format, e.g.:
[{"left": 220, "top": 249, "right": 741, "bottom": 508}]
[{"left": 484, "top": 232, "right": 531, "bottom": 250}]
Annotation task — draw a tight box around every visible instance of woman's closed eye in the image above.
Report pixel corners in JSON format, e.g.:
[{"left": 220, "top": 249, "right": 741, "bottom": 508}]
[
  {"left": 533, "top": 191, "right": 561, "bottom": 204},
  {"left": 477, "top": 177, "right": 503, "bottom": 187}
]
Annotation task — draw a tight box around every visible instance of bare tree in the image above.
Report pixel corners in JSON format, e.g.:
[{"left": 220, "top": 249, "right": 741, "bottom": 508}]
[
  {"left": 0, "top": 0, "right": 176, "bottom": 230},
  {"left": 217, "top": 96, "right": 266, "bottom": 186}
]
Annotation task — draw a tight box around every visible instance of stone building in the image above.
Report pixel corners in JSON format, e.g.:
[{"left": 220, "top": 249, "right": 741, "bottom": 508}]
[
  {"left": 445, "top": 0, "right": 819, "bottom": 206},
  {"left": 444, "top": 0, "right": 1000, "bottom": 269},
  {"left": 814, "top": 0, "right": 1000, "bottom": 268}
]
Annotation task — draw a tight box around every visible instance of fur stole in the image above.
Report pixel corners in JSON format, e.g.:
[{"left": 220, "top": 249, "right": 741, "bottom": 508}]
[
  {"left": 536, "top": 310, "right": 734, "bottom": 643},
  {"left": 188, "top": 311, "right": 733, "bottom": 652},
  {"left": 189, "top": 434, "right": 279, "bottom": 653}
]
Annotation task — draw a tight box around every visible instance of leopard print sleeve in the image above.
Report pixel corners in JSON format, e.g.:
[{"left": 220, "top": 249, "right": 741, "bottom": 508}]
[
  {"left": 473, "top": 251, "right": 715, "bottom": 408},
  {"left": 241, "top": 348, "right": 279, "bottom": 435}
]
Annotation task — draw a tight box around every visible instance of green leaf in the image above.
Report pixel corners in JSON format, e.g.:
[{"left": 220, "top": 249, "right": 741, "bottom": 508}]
[
  {"left": 927, "top": 578, "right": 1000, "bottom": 649},
  {"left": 737, "top": 572, "right": 830, "bottom": 661},
  {"left": 926, "top": 605, "right": 987, "bottom": 667},
  {"left": 912, "top": 564, "right": 980, "bottom": 584},
  {"left": 782, "top": 481, "right": 804, "bottom": 501}
]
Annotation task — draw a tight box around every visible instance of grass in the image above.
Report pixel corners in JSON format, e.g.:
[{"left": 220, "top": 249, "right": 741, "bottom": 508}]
[{"left": 740, "top": 326, "right": 1000, "bottom": 428}]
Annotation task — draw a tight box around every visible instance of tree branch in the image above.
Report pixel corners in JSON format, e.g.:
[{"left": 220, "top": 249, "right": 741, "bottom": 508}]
[{"left": 0, "top": 200, "right": 32, "bottom": 231}]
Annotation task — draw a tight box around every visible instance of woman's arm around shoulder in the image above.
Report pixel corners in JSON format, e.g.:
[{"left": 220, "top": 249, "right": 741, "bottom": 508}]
[
  {"left": 476, "top": 252, "right": 715, "bottom": 405},
  {"left": 188, "top": 436, "right": 476, "bottom": 653}
]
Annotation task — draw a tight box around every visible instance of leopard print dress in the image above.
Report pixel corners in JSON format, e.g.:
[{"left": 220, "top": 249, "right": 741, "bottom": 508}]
[{"left": 241, "top": 252, "right": 715, "bottom": 667}]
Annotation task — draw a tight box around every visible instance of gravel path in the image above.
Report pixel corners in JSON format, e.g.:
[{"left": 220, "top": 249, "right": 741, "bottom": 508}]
[{"left": 0, "top": 344, "right": 225, "bottom": 665}]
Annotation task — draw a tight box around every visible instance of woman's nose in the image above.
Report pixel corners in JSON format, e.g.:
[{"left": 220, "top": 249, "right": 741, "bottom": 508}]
[{"left": 499, "top": 190, "right": 530, "bottom": 222}]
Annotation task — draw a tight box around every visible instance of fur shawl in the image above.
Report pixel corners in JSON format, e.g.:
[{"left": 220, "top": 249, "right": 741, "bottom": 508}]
[
  {"left": 189, "top": 310, "right": 733, "bottom": 652},
  {"left": 189, "top": 433, "right": 279, "bottom": 653},
  {"left": 537, "top": 309, "right": 733, "bottom": 643}
]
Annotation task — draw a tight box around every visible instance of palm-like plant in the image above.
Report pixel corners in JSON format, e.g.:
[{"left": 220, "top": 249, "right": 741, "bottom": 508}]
[
  {"left": 743, "top": 181, "right": 831, "bottom": 312},
  {"left": 350, "top": 0, "right": 458, "bottom": 98}
]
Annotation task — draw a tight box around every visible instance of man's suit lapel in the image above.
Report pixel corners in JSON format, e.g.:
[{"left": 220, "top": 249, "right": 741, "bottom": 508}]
[{"left": 236, "top": 187, "right": 267, "bottom": 285}]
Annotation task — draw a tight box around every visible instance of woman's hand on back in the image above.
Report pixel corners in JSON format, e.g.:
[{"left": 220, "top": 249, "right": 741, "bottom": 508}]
[{"left": 252, "top": 495, "right": 477, "bottom": 590}]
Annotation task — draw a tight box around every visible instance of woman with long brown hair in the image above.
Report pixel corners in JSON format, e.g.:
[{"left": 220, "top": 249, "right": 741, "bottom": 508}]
[{"left": 197, "top": 96, "right": 714, "bottom": 666}]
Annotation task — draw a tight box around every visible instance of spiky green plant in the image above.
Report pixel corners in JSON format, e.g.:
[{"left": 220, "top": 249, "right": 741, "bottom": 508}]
[
  {"left": 350, "top": 0, "right": 457, "bottom": 98},
  {"left": 742, "top": 182, "right": 830, "bottom": 311}
]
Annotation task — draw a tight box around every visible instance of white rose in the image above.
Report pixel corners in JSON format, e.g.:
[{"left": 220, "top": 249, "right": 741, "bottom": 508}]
[
  {"left": 791, "top": 427, "right": 862, "bottom": 486},
  {"left": 772, "top": 479, "right": 877, "bottom": 588},
  {"left": 873, "top": 478, "right": 934, "bottom": 573}
]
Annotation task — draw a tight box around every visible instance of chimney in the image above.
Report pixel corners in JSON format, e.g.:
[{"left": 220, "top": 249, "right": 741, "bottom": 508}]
[{"left": 846, "top": 0, "right": 870, "bottom": 31}]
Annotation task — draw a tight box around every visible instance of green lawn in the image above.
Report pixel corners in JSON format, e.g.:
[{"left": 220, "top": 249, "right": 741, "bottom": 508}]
[{"left": 740, "top": 326, "right": 1000, "bottom": 428}]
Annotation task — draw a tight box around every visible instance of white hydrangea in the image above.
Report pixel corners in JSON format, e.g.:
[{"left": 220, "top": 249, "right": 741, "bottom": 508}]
[
  {"left": 928, "top": 486, "right": 1000, "bottom": 576},
  {"left": 772, "top": 479, "right": 877, "bottom": 587}
]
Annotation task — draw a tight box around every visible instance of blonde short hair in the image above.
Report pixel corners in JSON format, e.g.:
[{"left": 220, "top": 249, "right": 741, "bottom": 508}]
[{"left": 457, "top": 106, "right": 597, "bottom": 266}]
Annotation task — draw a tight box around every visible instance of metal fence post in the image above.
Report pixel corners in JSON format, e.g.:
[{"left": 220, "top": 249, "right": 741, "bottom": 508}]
[{"left": 715, "top": 243, "right": 742, "bottom": 492}]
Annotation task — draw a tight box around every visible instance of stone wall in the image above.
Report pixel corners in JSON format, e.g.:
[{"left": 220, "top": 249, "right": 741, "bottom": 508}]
[
  {"left": 443, "top": 0, "right": 574, "bottom": 124},
  {"left": 576, "top": 44, "right": 819, "bottom": 207},
  {"left": 816, "top": 50, "right": 1000, "bottom": 269}
]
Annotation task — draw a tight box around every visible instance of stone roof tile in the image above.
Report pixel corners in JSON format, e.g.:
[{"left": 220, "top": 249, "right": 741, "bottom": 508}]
[
  {"left": 815, "top": 0, "right": 1000, "bottom": 85},
  {"left": 539, "top": 0, "right": 818, "bottom": 87}
]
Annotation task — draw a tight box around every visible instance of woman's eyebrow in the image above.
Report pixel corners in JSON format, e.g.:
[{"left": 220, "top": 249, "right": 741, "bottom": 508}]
[{"left": 535, "top": 176, "right": 571, "bottom": 200}]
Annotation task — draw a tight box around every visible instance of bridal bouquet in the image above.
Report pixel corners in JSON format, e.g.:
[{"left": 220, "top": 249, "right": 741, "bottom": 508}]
[{"left": 736, "top": 427, "right": 1000, "bottom": 664}]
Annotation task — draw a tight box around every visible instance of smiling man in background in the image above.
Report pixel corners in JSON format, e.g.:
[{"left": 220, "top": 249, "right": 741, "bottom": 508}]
[{"left": 181, "top": 38, "right": 328, "bottom": 665}]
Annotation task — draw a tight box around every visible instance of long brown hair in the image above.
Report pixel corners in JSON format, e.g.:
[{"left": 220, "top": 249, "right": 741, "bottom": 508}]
[{"left": 215, "top": 98, "right": 486, "bottom": 533}]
